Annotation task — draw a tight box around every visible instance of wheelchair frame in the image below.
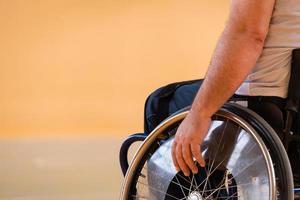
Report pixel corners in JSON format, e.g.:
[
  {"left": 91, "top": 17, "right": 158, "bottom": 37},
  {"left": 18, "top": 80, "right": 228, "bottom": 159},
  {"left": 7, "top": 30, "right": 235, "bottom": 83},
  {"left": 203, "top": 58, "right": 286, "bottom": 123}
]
[
  {"left": 120, "top": 104, "right": 299, "bottom": 200},
  {"left": 119, "top": 49, "right": 300, "bottom": 199}
]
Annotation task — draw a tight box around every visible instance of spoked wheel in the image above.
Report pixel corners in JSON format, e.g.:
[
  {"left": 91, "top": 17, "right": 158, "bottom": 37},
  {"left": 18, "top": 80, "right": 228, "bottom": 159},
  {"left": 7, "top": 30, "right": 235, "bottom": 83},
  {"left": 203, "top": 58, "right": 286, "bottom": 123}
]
[{"left": 120, "top": 103, "right": 294, "bottom": 200}]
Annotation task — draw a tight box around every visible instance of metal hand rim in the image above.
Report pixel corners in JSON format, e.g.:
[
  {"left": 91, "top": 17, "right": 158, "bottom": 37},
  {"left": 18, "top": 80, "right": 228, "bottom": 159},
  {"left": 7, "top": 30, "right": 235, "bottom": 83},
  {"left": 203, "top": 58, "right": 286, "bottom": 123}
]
[{"left": 120, "top": 106, "right": 276, "bottom": 200}]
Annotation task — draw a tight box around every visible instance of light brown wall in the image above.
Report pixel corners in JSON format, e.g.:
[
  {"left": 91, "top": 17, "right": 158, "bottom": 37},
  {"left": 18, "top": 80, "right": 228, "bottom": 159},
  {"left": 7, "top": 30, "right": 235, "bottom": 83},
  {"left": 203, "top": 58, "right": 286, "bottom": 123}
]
[{"left": 0, "top": 0, "right": 229, "bottom": 137}]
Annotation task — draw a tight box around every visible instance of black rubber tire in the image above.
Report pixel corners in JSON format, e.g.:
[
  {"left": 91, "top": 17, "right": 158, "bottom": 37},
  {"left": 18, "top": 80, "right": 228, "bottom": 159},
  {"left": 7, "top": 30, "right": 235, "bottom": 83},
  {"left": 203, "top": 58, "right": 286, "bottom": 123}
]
[{"left": 223, "top": 103, "right": 294, "bottom": 200}]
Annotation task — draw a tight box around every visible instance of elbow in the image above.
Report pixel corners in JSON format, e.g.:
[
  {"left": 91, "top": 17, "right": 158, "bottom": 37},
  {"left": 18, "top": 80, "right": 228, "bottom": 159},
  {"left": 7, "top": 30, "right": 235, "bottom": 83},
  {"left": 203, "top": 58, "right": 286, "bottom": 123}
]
[
  {"left": 226, "top": 24, "right": 269, "bottom": 46},
  {"left": 244, "top": 28, "right": 268, "bottom": 45}
]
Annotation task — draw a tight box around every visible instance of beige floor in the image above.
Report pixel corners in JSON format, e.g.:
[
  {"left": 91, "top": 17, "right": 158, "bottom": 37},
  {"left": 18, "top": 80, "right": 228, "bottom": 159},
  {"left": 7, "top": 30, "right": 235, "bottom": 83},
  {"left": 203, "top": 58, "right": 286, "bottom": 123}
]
[{"left": 0, "top": 136, "right": 137, "bottom": 200}]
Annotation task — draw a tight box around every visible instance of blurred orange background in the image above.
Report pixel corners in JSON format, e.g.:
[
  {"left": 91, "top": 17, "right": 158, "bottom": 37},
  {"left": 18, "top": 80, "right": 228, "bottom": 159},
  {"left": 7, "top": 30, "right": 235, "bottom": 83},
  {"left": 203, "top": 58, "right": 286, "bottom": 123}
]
[
  {"left": 0, "top": 1, "right": 230, "bottom": 199},
  {"left": 0, "top": 0, "right": 229, "bottom": 137}
]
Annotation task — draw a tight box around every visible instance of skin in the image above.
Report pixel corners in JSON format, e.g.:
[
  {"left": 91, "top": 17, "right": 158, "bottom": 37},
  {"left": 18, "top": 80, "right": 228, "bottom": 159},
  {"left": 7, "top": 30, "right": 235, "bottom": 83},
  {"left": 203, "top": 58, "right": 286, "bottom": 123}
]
[{"left": 171, "top": 0, "right": 276, "bottom": 176}]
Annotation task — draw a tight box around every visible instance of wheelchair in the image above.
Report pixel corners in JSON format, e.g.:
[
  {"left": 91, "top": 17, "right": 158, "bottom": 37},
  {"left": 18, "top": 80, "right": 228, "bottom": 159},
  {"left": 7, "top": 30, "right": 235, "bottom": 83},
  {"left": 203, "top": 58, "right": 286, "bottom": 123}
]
[{"left": 119, "top": 49, "right": 300, "bottom": 200}]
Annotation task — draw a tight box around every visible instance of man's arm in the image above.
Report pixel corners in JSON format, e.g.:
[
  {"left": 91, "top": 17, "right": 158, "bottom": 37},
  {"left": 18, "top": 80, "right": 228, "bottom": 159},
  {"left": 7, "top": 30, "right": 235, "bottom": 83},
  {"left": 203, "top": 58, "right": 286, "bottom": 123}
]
[{"left": 172, "top": 0, "right": 276, "bottom": 176}]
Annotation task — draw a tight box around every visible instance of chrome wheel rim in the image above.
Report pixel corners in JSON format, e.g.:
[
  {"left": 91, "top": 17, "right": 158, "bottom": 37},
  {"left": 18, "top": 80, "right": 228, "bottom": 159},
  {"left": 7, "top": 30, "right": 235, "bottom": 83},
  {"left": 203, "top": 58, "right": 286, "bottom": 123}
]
[{"left": 120, "top": 109, "right": 276, "bottom": 200}]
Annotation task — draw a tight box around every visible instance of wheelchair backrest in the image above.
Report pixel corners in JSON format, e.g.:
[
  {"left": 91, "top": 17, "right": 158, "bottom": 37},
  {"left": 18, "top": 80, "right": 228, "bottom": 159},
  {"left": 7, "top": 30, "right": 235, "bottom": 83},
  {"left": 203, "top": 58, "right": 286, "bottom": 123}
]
[
  {"left": 286, "top": 49, "right": 300, "bottom": 134},
  {"left": 286, "top": 49, "right": 300, "bottom": 113}
]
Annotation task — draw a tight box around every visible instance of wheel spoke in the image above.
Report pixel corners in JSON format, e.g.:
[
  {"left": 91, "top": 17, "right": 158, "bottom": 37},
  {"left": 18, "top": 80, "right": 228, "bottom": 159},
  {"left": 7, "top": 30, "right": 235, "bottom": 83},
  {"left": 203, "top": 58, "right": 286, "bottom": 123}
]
[
  {"left": 201, "top": 120, "right": 229, "bottom": 196},
  {"left": 175, "top": 175, "right": 188, "bottom": 199},
  {"left": 188, "top": 173, "right": 195, "bottom": 195},
  {"left": 195, "top": 156, "right": 227, "bottom": 191}
]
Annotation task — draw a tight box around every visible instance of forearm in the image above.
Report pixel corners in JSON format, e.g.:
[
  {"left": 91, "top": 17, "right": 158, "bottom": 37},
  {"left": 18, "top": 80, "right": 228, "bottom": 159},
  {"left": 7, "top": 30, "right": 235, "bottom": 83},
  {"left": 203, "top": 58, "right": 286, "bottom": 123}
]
[
  {"left": 190, "top": 28, "right": 265, "bottom": 118},
  {"left": 172, "top": 0, "right": 275, "bottom": 176}
]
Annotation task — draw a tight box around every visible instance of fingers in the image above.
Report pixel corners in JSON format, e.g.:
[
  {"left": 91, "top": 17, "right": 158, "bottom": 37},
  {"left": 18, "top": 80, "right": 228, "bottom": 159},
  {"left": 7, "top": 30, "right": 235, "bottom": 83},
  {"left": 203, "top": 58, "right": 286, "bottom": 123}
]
[
  {"left": 191, "top": 142, "right": 206, "bottom": 167},
  {"left": 172, "top": 139, "right": 204, "bottom": 176},
  {"left": 182, "top": 143, "right": 198, "bottom": 174},
  {"left": 176, "top": 143, "right": 190, "bottom": 176},
  {"left": 171, "top": 141, "right": 179, "bottom": 171}
]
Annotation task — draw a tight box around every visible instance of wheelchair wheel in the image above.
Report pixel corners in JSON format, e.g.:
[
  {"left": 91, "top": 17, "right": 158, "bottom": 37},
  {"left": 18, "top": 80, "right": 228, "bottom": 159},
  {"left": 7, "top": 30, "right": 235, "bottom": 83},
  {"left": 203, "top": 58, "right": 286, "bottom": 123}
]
[{"left": 120, "top": 103, "right": 294, "bottom": 200}]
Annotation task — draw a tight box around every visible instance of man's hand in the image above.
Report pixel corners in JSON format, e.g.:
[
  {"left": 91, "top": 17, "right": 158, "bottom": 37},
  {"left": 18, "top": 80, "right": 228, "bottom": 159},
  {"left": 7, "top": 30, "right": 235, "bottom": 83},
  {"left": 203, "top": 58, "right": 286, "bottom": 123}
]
[{"left": 171, "top": 111, "right": 211, "bottom": 176}]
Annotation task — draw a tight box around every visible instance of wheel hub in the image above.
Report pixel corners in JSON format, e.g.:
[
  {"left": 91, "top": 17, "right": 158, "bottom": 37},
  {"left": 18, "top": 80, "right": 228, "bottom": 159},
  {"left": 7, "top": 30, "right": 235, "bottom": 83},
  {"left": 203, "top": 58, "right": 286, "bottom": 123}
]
[{"left": 187, "top": 191, "right": 204, "bottom": 200}]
